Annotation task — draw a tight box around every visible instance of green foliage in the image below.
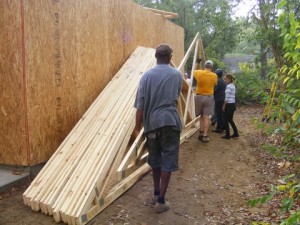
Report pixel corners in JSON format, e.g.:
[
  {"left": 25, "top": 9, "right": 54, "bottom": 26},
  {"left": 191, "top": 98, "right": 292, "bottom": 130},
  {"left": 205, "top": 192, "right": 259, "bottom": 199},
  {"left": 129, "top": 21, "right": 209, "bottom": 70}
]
[
  {"left": 208, "top": 57, "right": 225, "bottom": 71},
  {"left": 280, "top": 211, "right": 300, "bottom": 225},
  {"left": 267, "top": 0, "right": 300, "bottom": 150},
  {"left": 262, "top": 144, "right": 283, "bottom": 157},
  {"left": 233, "top": 18, "right": 260, "bottom": 55},
  {"left": 248, "top": 174, "right": 300, "bottom": 224},
  {"left": 248, "top": 185, "right": 276, "bottom": 207},
  {"left": 132, "top": 0, "right": 241, "bottom": 67},
  {"left": 234, "top": 62, "right": 270, "bottom": 104},
  {"left": 248, "top": 4, "right": 300, "bottom": 219},
  {"left": 276, "top": 174, "right": 300, "bottom": 211},
  {"left": 193, "top": 0, "right": 240, "bottom": 59}
]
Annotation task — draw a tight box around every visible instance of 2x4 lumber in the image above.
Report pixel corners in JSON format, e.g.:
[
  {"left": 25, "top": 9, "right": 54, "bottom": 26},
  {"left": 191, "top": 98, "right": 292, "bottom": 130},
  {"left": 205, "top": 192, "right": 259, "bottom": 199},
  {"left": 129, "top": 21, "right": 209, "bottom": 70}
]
[
  {"left": 98, "top": 59, "right": 156, "bottom": 200},
  {"left": 48, "top": 46, "right": 148, "bottom": 203},
  {"left": 55, "top": 47, "right": 155, "bottom": 223},
  {"left": 180, "top": 126, "right": 199, "bottom": 144},
  {"left": 177, "top": 93, "right": 184, "bottom": 120},
  {"left": 97, "top": 116, "right": 136, "bottom": 200},
  {"left": 23, "top": 79, "right": 118, "bottom": 209},
  {"left": 189, "top": 92, "right": 196, "bottom": 119},
  {"left": 185, "top": 116, "right": 200, "bottom": 130},
  {"left": 65, "top": 104, "right": 135, "bottom": 223},
  {"left": 56, "top": 103, "right": 131, "bottom": 221},
  {"left": 178, "top": 32, "right": 199, "bottom": 72},
  {"left": 68, "top": 108, "right": 135, "bottom": 225},
  {"left": 25, "top": 46, "right": 141, "bottom": 219},
  {"left": 183, "top": 39, "right": 199, "bottom": 125},
  {"left": 52, "top": 48, "right": 152, "bottom": 222},
  {"left": 70, "top": 48, "right": 155, "bottom": 220},
  {"left": 37, "top": 61, "right": 134, "bottom": 214},
  {"left": 77, "top": 164, "right": 151, "bottom": 225},
  {"left": 143, "top": 7, "right": 179, "bottom": 19},
  {"left": 118, "top": 139, "right": 147, "bottom": 180},
  {"left": 119, "top": 152, "right": 148, "bottom": 181},
  {"left": 136, "top": 140, "right": 147, "bottom": 163},
  {"left": 116, "top": 128, "right": 144, "bottom": 178},
  {"left": 29, "top": 108, "right": 108, "bottom": 212},
  {"left": 39, "top": 84, "right": 121, "bottom": 208},
  {"left": 197, "top": 35, "right": 206, "bottom": 69},
  {"left": 73, "top": 49, "right": 156, "bottom": 222}
]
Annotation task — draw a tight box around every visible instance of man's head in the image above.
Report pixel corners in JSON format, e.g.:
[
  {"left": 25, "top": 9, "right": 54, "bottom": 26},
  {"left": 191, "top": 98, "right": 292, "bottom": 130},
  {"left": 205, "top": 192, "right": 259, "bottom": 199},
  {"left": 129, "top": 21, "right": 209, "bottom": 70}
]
[
  {"left": 155, "top": 44, "right": 173, "bottom": 64},
  {"left": 215, "top": 69, "right": 223, "bottom": 77},
  {"left": 204, "top": 60, "right": 213, "bottom": 69}
]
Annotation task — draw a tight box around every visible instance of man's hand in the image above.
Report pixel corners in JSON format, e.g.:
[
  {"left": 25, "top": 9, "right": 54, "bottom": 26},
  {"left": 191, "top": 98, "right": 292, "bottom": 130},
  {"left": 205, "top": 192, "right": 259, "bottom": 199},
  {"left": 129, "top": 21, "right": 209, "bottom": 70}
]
[
  {"left": 132, "top": 126, "right": 140, "bottom": 140},
  {"left": 129, "top": 125, "right": 140, "bottom": 145}
]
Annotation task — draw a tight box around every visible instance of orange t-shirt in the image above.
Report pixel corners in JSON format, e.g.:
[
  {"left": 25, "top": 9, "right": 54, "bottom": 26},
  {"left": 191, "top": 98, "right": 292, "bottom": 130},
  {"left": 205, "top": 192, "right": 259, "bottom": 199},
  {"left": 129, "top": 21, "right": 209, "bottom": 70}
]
[{"left": 194, "top": 70, "right": 217, "bottom": 95}]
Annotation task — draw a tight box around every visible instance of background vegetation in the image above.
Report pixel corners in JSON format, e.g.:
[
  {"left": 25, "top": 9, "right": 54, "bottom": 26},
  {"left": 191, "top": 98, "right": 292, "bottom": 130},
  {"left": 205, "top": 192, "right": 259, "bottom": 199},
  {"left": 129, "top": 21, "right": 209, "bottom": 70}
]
[{"left": 133, "top": 0, "right": 300, "bottom": 224}]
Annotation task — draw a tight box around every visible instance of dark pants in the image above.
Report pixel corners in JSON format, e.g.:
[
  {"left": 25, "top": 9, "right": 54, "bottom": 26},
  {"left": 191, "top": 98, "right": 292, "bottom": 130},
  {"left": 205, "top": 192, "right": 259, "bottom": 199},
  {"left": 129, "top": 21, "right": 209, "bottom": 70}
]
[
  {"left": 223, "top": 103, "right": 238, "bottom": 136},
  {"left": 146, "top": 126, "right": 180, "bottom": 172},
  {"left": 215, "top": 101, "right": 224, "bottom": 130}
]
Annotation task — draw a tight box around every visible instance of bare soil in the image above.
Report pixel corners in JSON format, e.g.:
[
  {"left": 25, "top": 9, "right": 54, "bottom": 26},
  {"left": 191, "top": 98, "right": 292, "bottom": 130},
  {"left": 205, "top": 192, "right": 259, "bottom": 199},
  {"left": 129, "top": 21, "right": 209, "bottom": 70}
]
[{"left": 0, "top": 105, "right": 279, "bottom": 225}]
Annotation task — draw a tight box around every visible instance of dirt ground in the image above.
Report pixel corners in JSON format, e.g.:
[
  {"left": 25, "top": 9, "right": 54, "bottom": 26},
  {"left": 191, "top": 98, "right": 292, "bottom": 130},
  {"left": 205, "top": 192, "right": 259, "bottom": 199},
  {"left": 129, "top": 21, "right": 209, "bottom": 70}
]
[{"left": 0, "top": 105, "right": 279, "bottom": 225}]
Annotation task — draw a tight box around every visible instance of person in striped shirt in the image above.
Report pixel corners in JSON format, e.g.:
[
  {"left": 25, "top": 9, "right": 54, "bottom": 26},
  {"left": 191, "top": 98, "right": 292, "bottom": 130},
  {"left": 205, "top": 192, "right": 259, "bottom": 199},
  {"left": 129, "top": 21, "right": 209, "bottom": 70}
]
[{"left": 222, "top": 73, "right": 239, "bottom": 139}]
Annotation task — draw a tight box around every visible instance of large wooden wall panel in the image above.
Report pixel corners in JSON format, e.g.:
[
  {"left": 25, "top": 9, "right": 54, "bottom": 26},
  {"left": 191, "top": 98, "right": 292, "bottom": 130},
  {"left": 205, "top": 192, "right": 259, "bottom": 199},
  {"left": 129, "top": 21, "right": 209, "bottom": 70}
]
[
  {"left": 25, "top": 1, "right": 57, "bottom": 164},
  {"left": 164, "top": 19, "right": 185, "bottom": 65},
  {"left": 0, "top": 1, "right": 27, "bottom": 165},
  {"left": 76, "top": 0, "right": 109, "bottom": 115},
  {"left": 0, "top": 0, "right": 184, "bottom": 166}
]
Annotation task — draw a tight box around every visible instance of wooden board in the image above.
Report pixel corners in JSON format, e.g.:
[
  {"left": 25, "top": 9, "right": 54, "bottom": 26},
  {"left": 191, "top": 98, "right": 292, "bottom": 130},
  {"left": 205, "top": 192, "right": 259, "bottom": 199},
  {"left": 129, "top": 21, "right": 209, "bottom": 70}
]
[
  {"left": 0, "top": 0, "right": 184, "bottom": 166},
  {"left": 0, "top": 1, "right": 27, "bottom": 165}
]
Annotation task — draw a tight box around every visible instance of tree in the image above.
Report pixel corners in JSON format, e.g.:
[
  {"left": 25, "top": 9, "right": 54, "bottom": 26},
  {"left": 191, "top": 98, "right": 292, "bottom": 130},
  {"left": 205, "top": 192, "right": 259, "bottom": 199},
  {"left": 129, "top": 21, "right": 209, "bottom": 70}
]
[
  {"left": 248, "top": 0, "right": 283, "bottom": 78},
  {"left": 132, "top": 0, "right": 241, "bottom": 72},
  {"left": 233, "top": 18, "right": 260, "bottom": 55},
  {"left": 192, "top": 0, "right": 241, "bottom": 59}
]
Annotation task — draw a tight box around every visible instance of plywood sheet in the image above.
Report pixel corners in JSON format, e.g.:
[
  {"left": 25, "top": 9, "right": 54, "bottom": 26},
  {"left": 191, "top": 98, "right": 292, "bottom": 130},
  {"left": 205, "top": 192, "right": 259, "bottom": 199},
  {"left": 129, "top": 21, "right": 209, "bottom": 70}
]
[
  {"left": 0, "top": 0, "right": 184, "bottom": 166},
  {"left": 0, "top": 1, "right": 27, "bottom": 165}
]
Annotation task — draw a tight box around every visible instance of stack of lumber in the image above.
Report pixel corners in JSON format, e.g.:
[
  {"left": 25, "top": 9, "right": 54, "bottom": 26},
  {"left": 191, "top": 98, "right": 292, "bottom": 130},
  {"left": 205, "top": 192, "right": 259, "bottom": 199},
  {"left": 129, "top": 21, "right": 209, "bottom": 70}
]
[
  {"left": 23, "top": 46, "right": 156, "bottom": 224},
  {"left": 23, "top": 45, "right": 200, "bottom": 225}
]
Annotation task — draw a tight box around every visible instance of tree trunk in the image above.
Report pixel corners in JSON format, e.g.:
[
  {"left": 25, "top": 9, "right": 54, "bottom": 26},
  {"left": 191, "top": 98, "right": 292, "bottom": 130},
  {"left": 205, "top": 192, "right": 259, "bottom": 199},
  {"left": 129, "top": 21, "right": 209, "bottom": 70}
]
[{"left": 260, "top": 42, "right": 267, "bottom": 79}]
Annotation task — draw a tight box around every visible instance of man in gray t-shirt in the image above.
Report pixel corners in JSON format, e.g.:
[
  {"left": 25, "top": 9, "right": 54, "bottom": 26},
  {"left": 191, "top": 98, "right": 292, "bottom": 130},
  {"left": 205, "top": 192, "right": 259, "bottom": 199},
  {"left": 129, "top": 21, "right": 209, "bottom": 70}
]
[{"left": 133, "top": 44, "right": 182, "bottom": 213}]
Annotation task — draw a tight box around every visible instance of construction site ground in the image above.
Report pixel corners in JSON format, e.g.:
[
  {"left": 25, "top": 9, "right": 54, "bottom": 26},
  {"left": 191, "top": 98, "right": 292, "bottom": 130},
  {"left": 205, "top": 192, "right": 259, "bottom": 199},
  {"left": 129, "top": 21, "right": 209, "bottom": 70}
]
[{"left": 0, "top": 105, "right": 281, "bottom": 225}]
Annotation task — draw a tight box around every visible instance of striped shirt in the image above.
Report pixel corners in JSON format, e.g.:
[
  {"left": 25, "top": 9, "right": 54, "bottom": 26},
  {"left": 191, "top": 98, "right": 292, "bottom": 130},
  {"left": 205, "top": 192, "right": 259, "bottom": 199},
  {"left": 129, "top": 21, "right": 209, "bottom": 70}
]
[{"left": 225, "top": 83, "right": 236, "bottom": 103}]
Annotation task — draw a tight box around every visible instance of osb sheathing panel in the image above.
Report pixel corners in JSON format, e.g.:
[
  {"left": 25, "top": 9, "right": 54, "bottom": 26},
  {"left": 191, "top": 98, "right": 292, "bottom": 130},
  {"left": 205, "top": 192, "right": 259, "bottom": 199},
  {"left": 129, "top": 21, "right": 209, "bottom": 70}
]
[
  {"left": 0, "top": 0, "right": 184, "bottom": 166},
  {"left": 0, "top": 1, "right": 27, "bottom": 165}
]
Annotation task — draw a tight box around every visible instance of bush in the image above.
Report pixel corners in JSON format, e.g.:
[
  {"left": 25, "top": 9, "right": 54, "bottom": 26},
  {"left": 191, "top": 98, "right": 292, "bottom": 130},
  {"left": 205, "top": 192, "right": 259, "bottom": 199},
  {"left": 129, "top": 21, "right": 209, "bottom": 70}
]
[{"left": 235, "top": 62, "right": 271, "bottom": 104}]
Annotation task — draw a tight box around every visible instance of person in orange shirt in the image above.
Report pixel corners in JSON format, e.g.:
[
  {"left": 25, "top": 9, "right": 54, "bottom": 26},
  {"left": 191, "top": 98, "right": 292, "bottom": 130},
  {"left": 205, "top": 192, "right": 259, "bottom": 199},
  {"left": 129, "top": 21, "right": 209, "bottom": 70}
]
[{"left": 194, "top": 59, "right": 217, "bottom": 142}]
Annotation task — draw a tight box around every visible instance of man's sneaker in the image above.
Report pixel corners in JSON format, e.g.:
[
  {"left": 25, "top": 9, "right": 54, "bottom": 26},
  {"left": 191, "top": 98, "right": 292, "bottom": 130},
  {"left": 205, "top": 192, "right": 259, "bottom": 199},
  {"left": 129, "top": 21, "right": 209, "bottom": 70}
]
[
  {"left": 231, "top": 134, "right": 239, "bottom": 138},
  {"left": 155, "top": 201, "right": 170, "bottom": 213},
  {"left": 198, "top": 131, "right": 204, "bottom": 141},
  {"left": 150, "top": 195, "right": 159, "bottom": 205},
  {"left": 201, "top": 135, "right": 210, "bottom": 143}
]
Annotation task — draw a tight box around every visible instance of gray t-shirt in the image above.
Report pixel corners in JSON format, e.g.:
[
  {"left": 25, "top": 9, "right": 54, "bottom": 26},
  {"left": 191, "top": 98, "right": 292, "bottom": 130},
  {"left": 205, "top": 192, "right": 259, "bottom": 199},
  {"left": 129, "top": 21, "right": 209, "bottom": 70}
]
[{"left": 134, "top": 64, "right": 182, "bottom": 133}]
